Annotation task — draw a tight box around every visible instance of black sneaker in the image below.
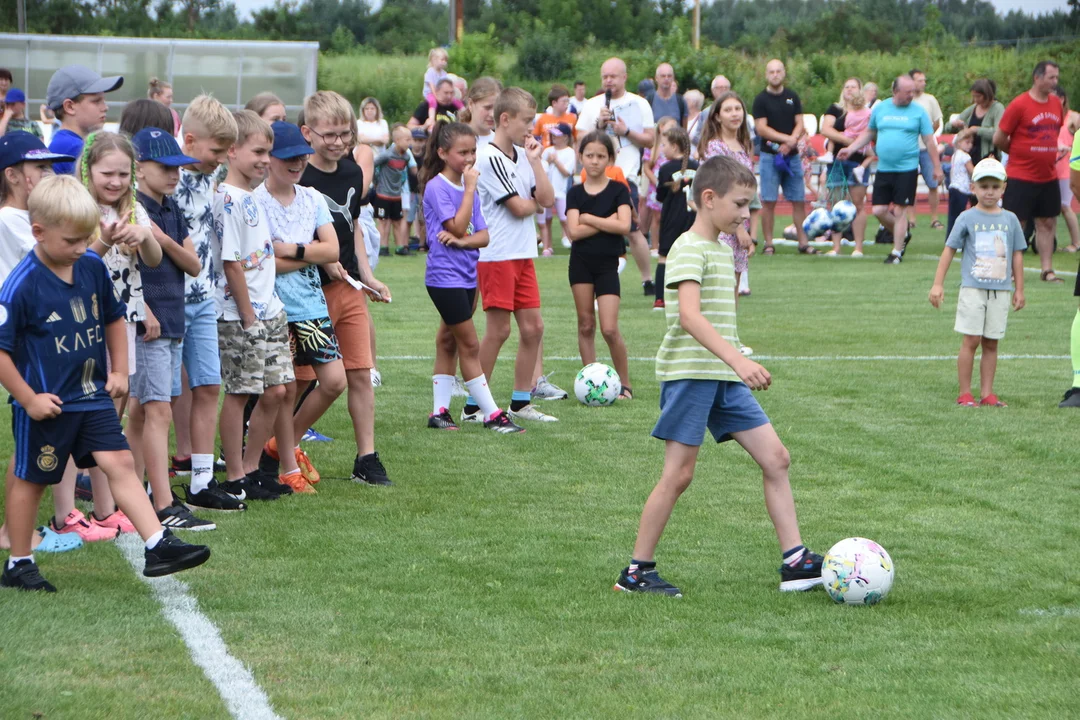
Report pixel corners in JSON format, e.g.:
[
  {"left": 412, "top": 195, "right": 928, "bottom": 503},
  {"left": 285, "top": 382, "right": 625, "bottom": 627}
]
[
  {"left": 181, "top": 480, "right": 247, "bottom": 512},
  {"left": 378, "top": 247, "right": 389, "bottom": 257},
  {"left": 642, "top": 279, "right": 655, "bottom": 296},
  {"left": 394, "top": 246, "right": 412, "bottom": 256},
  {"left": 874, "top": 225, "right": 891, "bottom": 244},
  {"left": 157, "top": 499, "right": 216, "bottom": 531},
  {"left": 484, "top": 410, "right": 525, "bottom": 434},
  {"left": 901, "top": 228, "right": 912, "bottom": 256},
  {"left": 428, "top": 409, "right": 459, "bottom": 430},
  {"left": 883, "top": 252, "right": 902, "bottom": 265},
  {"left": 258, "top": 449, "right": 280, "bottom": 475},
  {"left": 143, "top": 529, "right": 210, "bottom": 577},
  {"left": 614, "top": 566, "right": 682, "bottom": 597},
  {"left": 1059, "top": 387, "right": 1080, "bottom": 408},
  {"left": 248, "top": 470, "right": 293, "bottom": 496},
  {"left": 1, "top": 558, "right": 57, "bottom": 592},
  {"left": 214, "top": 456, "right": 227, "bottom": 473},
  {"left": 779, "top": 550, "right": 824, "bottom": 592},
  {"left": 170, "top": 455, "right": 192, "bottom": 477},
  {"left": 220, "top": 477, "right": 279, "bottom": 501},
  {"left": 352, "top": 452, "right": 391, "bottom": 486}
]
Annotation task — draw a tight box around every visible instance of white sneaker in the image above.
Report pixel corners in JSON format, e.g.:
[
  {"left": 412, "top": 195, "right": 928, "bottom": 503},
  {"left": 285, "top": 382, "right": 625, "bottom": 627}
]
[
  {"left": 561, "top": 237, "right": 572, "bottom": 249},
  {"left": 650, "top": 249, "right": 659, "bottom": 258},
  {"left": 851, "top": 250, "right": 864, "bottom": 258},
  {"left": 739, "top": 345, "right": 754, "bottom": 356},
  {"left": 451, "top": 377, "right": 469, "bottom": 397},
  {"left": 460, "top": 407, "right": 484, "bottom": 424},
  {"left": 853, "top": 166, "right": 866, "bottom": 184},
  {"left": 532, "top": 372, "right": 568, "bottom": 400},
  {"left": 508, "top": 404, "right": 558, "bottom": 422},
  {"left": 371, "top": 368, "right": 382, "bottom": 387},
  {"left": 617, "top": 257, "right": 626, "bottom": 274}
]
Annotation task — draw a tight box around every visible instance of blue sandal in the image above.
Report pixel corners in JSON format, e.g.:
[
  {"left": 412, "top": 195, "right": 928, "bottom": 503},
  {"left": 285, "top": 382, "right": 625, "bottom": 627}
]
[{"left": 35, "top": 525, "right": 83, "bottom": 553}]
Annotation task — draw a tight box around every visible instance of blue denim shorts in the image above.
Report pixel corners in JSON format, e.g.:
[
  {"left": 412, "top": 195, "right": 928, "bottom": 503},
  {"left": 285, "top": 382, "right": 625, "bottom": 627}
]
[
  {"left": 133, "top": 337, "right": 183, "bottom": 403},
  {"left": 918, "top": 149, "right": 939, "bottom": 190},
  {"left": 652, "top": 379, "right": 770, "bottom": 446},
  {"left": 758, "top": 152, "right": 805, "bottom": 203},
  {"left": 177, "top": 298, "right": 221, "bottom": 394}
]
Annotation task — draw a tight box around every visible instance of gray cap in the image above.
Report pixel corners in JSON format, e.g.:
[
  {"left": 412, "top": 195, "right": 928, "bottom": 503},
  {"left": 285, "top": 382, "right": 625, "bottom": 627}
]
[{"left": 46, "top": 65, "right": 123, "bottom": 111}]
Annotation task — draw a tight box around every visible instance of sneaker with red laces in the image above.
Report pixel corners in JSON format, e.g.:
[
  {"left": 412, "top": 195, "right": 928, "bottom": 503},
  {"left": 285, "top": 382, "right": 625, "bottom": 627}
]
[
  {"left": 956, "top": 392, "right": 977, "bottom": 407},
  {"left": 980, "top": 394, "right": 1007, "bottom": 407},
  {"left": 280, "top": 470, "right": 316, "bottom": 494},
  {"left": 652, "top": 298, "right": 665, "bottom": 311},
  {"left": 91, "top": 510, "right": 135, "bottom": 534},
  {"left": 294, "top": 446, "right": 320, "bottom": 485},
  {"left": 52, "top": 509, "right": 119, "bottom": 542}
]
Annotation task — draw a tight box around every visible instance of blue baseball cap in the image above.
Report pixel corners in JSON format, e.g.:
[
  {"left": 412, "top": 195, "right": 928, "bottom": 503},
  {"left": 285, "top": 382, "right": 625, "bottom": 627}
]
[
  {"left": 5, "top": 88, "right": 26, "bottom": 104},
  {"left": 0, "top": 131, "right": 76, "bottom": 171},
  {"left": 132, "top": 127, "right": 198, "bottom": 167},
  {"left": 269, "top": 121, "right": 313, "bottom": 159}
]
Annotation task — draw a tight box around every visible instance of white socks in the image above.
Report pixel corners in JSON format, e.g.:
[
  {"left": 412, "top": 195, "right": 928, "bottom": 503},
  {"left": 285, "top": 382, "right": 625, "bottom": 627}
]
[
  {"left": 738, "top": 269, "right": 750, "bottom": 294},
  {"left": 7, "top": 554, "right": 32, "bottom": 570},
  {"left": 432, "top": 374, "right": 455, "bottom": 415},
  {"left": 465, "top": 374, "right": 500, "bottom": 420},
  {"left": 145, "top": 529, "right": 165, "bottom": 550},
  {"left": 191, "top": 454, "right": 214, "bottom": 494}
]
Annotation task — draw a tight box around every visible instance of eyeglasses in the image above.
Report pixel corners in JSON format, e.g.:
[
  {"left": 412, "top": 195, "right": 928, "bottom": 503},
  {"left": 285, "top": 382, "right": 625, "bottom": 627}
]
[{"left": 307, "top": 127, "right": 353, "bottom": 144}]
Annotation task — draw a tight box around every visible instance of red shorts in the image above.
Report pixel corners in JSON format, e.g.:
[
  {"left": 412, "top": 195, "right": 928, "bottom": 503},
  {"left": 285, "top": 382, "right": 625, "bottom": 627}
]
[{"left": 477, "top": 259, "right": 541, "bottom": 312}]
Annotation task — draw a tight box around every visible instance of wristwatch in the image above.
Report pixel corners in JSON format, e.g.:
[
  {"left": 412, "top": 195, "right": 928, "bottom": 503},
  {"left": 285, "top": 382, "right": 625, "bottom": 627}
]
[{"left": 295, "top": 244, "right": 306, "bottom": 261}]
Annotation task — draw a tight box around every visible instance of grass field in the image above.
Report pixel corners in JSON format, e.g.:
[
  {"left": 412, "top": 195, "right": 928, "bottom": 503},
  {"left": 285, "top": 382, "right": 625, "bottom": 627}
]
[{"left": 2, "top": 220, "right": 1079, "bottom": 719}]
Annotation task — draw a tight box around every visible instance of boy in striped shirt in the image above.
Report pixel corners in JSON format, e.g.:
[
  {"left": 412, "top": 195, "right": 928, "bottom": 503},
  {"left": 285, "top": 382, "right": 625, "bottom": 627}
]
[{"left": 614, "top": 156, "right": 823, "bottom": 598}]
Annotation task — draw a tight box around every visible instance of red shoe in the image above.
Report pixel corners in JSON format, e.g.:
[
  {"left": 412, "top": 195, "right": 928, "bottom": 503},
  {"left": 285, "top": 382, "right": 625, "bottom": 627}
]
[
  {"left": 652, "top": 298, "right": 665, "bottom": 310},
  {"left": 980, "top": 394, "right": 1007, "bottom": 407},
  {"left": 53, "top": 509, "right": 119, "bottom": 542},
  {"left": 91, "top": 510, "right": 136, "bottom": 534},
  {"left": 956, "top": 393, "right": 977, "bottom": 407}
]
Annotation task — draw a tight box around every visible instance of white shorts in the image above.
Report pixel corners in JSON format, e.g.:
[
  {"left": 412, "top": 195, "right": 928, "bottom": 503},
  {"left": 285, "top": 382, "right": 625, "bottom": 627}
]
[
  {"left": 955, "top": 286, "right": 1010, "bottom": 339},
  {"left": 1060, "top": 178, "right": 1074, "bottom": 207},
  {"left": 536, "top": 197, "right": 567, "bottom": 223},
  {"left": 104, "top": 321, "right": 138, "bottom": 376}
]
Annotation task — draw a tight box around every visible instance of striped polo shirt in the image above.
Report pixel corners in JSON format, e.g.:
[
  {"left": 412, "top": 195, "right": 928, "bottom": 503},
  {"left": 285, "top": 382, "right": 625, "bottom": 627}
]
[{"left": 656, "top": 231, "right": 741, "bottom": 383}]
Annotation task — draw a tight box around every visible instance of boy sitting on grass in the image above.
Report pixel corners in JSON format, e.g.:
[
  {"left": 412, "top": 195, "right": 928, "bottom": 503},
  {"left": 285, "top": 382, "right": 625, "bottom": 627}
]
[
  {"left": 929, "top": 157, "right": 1026, "bottom": 408},
  {"left": 615, "top": 155, "right": 823, "bottom": 598}
]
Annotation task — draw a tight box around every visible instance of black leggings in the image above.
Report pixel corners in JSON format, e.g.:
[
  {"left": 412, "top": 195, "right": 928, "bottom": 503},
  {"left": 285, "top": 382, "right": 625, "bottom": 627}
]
[{"left": 946, "top": 187, "right": 973, "bottom": 239}]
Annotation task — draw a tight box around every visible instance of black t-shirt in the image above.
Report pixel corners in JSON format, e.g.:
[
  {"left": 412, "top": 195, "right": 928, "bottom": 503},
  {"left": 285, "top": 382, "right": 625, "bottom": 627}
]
[
  {"left": 752, "top": 88, "right": 803, "bottom": 150},
  {"left": 967, "top": 110, "right": 987, "bottom": 165},
  {"left": 412, "top": 101, "right": 457, "bottom": 126},
  {"left": 824, "top": 103, "right": 866, "bottom": 165},
  {"left": 655, "top": 158, "right": 699, "bottom": 254},
  {"left": 565, "top": 180, "right": 632, "bottom": 257},
  {"left": 300, "top": 158, "right": 366, "bottom": 283}
]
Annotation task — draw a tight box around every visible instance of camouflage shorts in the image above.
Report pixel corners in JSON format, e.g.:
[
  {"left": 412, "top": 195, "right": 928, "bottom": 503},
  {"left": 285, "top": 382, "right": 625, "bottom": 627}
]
[{"left": 218, "top": 310, "right": 295, "bottom": 394}]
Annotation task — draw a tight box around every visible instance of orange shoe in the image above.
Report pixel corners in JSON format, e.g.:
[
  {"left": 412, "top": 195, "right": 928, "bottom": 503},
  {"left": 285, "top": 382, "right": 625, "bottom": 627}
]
[
  {"left": 280, "top": 470, "right": 316, "bottom": 494},
  {"left": 264, "top": 437, "right": 280, "bottom": 461},
  {"left": 294, "top": 447, "right": 320, "bottom": 484}
]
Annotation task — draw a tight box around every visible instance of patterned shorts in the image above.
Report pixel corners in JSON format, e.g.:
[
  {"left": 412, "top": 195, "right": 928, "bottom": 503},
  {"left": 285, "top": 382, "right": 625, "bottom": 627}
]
[
  {"left": 288, "top": 317, "right": 342, "bottom": 367},
  {"left": 218, "top": 310, "right": 295, "bottom": 394}
]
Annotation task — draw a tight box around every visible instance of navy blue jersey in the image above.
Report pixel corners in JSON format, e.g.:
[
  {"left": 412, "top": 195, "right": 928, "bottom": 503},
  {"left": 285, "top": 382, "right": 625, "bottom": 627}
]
[
  {"left": 0, "top": 249, "right": 126, "bottom": 412},
  {"left": 137, "top": 191, "right": 188, "bottom": 339}
]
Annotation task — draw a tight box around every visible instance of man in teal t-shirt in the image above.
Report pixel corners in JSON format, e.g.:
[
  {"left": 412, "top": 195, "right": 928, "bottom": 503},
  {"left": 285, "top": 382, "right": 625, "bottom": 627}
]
[{"left": 839, "top": 75, "right": 944, "bottom": 264}]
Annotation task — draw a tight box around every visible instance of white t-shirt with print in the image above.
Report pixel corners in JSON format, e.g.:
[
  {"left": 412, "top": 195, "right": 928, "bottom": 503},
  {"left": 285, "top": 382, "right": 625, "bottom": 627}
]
[
  {"left": 0, "top": 207, "right": 36, "bottom": 283},
  {"left": 212, "top": 182, "right": 284, "bottom": 322},
  {"left": 542, "top": 146, "right": 576, "bottom": 199},
  {"left": 476, "top": 141, "right": 538, "bottom": 262},
  {"left": 100, "top": 203, "right": 151, "bottom": 323},
  {"left": 950, "top": 148, "right": 972, "bottom": 196},
  {"left": 575, "top": 91, "right": 655, "bottom": 179}
]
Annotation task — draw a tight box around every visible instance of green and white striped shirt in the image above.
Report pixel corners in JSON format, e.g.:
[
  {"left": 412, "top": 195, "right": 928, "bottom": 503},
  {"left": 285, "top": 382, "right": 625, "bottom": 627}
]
[{"left": 656, "top": 231, "right": 741, "bottom": 383}]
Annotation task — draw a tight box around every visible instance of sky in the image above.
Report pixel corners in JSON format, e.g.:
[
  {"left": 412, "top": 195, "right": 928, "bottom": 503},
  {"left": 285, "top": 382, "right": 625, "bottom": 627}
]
[{"left": 227, "top": 0, "right": 1071, "bottom": 20}]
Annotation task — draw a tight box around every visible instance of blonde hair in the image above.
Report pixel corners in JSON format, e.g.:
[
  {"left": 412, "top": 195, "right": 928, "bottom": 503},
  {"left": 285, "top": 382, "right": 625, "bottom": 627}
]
[
  {"left": 358, "top": 96, "right": 383, "bottom": 122},
  {"left": 460, "top": 77, "right": 502, "bottom": 125},
  {"left": 428, "top": 47, "right": 449, "bottom": 66},
  {"left": 303, "top": 90, "right": 353, "bottom": 129},
  {"left": 493, "top": 87, "right": 537, "bottom": 126},
  {"left": 245, "top": 92, "right": 285, "bottom": 121},
  {"left": 147, "top": 77, "right": 171, "bottom": 100},
  {"left": 233, "top": 110, "right": 273, "bottom": 146},
  {"left": 76, "top": 132, "right": 137, "bottom": 225},
  {"left": 183, "top": 94, "right": 238, "bottom": 144},
  {"left": 28, "top": 174, "right": 101, "bottom": 237}
]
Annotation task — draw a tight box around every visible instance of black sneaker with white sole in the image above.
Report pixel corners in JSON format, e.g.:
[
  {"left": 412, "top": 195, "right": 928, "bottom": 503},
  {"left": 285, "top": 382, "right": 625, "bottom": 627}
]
[
  {"left": 1, "top": 558, "right": 57, "bottom": 592},
  {"left": 778, "top": 550, "right": 824, "bottom": 592},
  {"left": 901, "top": 228, "right": 912, "bottom": 256},
  {"left": 352, "top": 452, "right": 391, "bottom": 486},
  {"left": 484, "top": 410, "right": 525, "bottom": 434},
  {"left": 1059, "top": 387, "right": 1080, "bottom": 408},
  {"left": 157, "top": 499, "right": 217, "bottom": 531},
  {"left": 883, "top": 252, "right": 902, "bottom": 265},
  {"left": 642, "top": 280, "right": 655, "bottom": 296},
  {"left": 428, "top": 409, "right": 459, "bottom": 430},
  {"left": 220, "top": 477, "right": 278, "bottom": 501},
  {"left": 249, "top": 470, "right": 293, "bottom": 496},
  {"left": 143, "top": 529, "right": 211, "bottom": 577},
  {"left": 181, "top": 480, "right": 247, "bottom": 512},
  {"left": 614, "top": 566, "right": 682, "bottom": 597}
]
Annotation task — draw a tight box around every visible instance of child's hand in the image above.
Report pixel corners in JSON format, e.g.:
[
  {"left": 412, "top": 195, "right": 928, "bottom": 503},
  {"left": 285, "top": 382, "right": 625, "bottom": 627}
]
[
  {"left": 142, "top": 307, "right": 161, "bottom": 342},
  {"left": 324, "top": 262, "right": 345, "bottom": 281},
  {"left": 928, "top": 285, "right": 945, "bottom": 308},
  {"left": 736, "top": 227, "right": 753, "bottom": 250},
  {"left": 240, "top": 308, "right": 256, "bottom": 330},
  {"left": 367, "top": 278, "right": 391, "bottom": 303},
  {"left": 437, "top": 230, "right": 462, "bottom": 247},
  {"left": 524, "top": 135, "right": 543, "bottom": 161},
  {"left": 99, "top": 218, "right": 119, "bottom": 248},
  {"left": 105, "top": 372, "right": 128, "bottom": 399},
  {"left": 734, "top": 358, "right": 771, "bottom": 391},
  {"left": 463, "top": 165, "right": 480, "bottom": 189},
  {"left": 26, "top": 393, "right": 62, "bottom": 421},
  {"left": 1012, "top": 290, "right": 1025, "bottom": 311}
]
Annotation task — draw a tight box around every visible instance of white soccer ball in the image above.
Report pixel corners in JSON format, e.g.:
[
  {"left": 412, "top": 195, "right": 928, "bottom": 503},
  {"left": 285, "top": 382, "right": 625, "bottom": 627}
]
[
  {"left": 823, "top": 537, "right": 895, "bottom": 606},
  {"left": 574, "top": 363, "right": 622, "bottom": 406},
  {"left": 802, "top": 207, "right": 833, "bottom": 239},
  {"left": 829, "top": 200, "right": 858, "bottom": 232}
]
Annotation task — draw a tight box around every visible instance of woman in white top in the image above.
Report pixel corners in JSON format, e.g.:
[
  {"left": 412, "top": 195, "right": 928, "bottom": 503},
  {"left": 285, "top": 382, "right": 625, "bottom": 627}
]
[{"left": 356, "top": 97, "right": 390, "bottom": 149}]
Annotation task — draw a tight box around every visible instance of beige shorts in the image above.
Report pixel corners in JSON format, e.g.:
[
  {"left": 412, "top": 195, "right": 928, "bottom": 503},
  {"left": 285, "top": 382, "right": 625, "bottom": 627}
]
[
  {"left": 218, "top": 310, "right": 295, "bottom": 394},
  {"left": 955, "top": 286, "right": 1010, "bottom": 339}
]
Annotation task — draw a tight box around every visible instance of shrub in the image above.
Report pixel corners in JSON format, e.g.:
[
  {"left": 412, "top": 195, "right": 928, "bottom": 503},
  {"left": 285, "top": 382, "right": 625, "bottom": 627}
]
[
  {"left": 515, "top": 29, "right": 574, "bottom": 81},
  {"left": 449, "top": 28, "right": 500, "bottom": 79}
]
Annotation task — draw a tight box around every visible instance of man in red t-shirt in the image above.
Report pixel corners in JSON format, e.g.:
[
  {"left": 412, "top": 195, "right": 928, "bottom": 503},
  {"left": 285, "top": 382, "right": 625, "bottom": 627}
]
[{"left": 995, "top": 60, "right": 1065, "bottom": 282}]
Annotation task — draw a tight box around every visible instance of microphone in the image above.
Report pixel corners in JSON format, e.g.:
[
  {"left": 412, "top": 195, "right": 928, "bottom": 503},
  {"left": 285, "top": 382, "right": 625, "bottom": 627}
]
[{"left": 604, "top": 89, "right": 612, "bottom": 108}]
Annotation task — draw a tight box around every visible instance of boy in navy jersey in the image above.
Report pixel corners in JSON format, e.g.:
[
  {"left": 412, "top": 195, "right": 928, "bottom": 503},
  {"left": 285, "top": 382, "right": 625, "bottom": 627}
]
[{"left": 0, "top": 175, "right": 209, "bottom": 592}]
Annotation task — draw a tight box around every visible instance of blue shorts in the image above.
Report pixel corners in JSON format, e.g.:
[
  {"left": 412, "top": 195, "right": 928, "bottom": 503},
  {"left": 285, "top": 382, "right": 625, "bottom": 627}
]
[
  {"left": 406, "top": 192, "right": 420, "bottom": 224},
  {"left": 133, "top": 337, "right": 183, "bottom": 403},
  {"left": 651, "top": 379, "right": 770, "bottom": 446},
  {"left": 918, "top": 149, "right": 939, "bottom": 190},
  {"left": 12, "top": 406, "right": 129, "bottom": 485},
  {"left": 177, "top": 298, "right": 221, "bottom": 393},
  {"left": 758, "top": 152, "right": 805, "bottom": 203}
]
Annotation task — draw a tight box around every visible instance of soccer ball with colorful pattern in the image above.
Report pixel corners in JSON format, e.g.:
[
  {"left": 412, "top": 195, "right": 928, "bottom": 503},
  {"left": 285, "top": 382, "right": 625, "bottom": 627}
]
[
  {"left": 802, "top": 207, "right": 833, "bottom": 239},
  {"left": 823, "top": 537, "right": 895, "bottom": 605},
  {"left": 574, "top": 363, "right": 622, "bottom": 406},
  {"left": 829, "top": 200, "right": 858, "bottom": 232}
]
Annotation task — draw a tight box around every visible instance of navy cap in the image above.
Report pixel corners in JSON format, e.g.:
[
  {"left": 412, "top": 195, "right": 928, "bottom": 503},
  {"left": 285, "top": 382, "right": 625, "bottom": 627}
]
[
  {"left": 46, "top": 65, "right": 123, "bottom": 111},
  {"left": 5, "top": 88, "right": 26, "bottom": 104},
  {"left": 550, "top": 122, "right": 573, "bottom": 138},
  {"left": 411, "top": 128, "right": 429, "bottom": 140},
  {"left": 269, "top": 121, "right": 313, "bottom": 159},
  {"left": 132, "top": 127, "right": 198, "bottom": 167},
  {"left": 0, "top": 131, "right": 76, "bottom": 171}
]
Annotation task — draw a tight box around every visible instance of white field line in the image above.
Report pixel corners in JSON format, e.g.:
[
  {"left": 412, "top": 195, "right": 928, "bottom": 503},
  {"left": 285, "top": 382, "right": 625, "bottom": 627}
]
[
  {"left": 118, "top": 535, "right": 284, "bottom": 720},
  {"left": 379, "top": 354, "right": 1069, "bottom": 363}
]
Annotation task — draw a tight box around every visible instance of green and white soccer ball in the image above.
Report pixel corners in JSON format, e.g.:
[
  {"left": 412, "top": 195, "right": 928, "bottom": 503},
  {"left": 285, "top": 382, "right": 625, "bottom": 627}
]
[
  {"left": 574, "top": 363, "right": 622, "bottom": 406},
  {"left": 823, "top": 537, "right": 895, "bottom": 605}
]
